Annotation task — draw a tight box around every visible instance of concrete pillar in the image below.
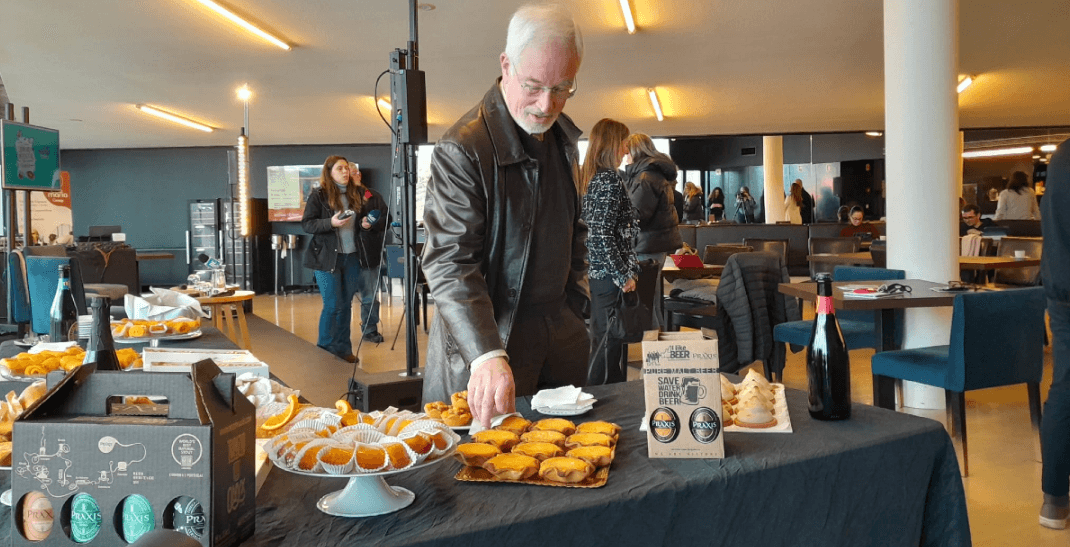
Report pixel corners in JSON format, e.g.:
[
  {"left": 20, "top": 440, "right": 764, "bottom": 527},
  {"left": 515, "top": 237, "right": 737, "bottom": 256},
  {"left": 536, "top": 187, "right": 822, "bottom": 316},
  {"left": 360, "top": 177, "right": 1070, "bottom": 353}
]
[
  {"left": 884, "top": 0, "right": 960, "bottom": 409},
  {"left": 763, "top": 136, "right": 784, "bottom": 224}
]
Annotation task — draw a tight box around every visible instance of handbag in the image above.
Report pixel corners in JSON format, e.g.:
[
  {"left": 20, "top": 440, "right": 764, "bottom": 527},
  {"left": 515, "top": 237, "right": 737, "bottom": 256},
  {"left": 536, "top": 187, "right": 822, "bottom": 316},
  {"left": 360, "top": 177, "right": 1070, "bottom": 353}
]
[{"left": 608, "top": 289, "right": 652, "bottom": 344}]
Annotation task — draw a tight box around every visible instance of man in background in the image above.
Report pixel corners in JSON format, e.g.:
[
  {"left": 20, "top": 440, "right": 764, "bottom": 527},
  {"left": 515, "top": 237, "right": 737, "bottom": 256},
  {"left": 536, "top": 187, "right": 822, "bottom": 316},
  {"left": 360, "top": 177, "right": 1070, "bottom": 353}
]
[{"left": 959, "top": 203, "right": 996, "bottom": 236}]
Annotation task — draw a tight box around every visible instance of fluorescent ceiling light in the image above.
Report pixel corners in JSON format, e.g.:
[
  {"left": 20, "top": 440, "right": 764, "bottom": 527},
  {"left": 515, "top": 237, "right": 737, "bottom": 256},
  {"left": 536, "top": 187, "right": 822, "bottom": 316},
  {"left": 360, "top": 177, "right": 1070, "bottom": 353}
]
[
  {"left": 135, "top": 104, "right": 213, "bottom": 132},
  {"left": 194, "top": 0, "right": 291, "bottom": 50},
  {"left": 957, "top": 75, "right": 973, "bottom": 93},
  {"left": 647, "top": 88, "right": 663, "bottom": 121},
  {"left": 619, "top": 0, "right": 636, "bottom": 34},
  {"left": 865, "top": 131, "right": 883, "bottom": 137},
  {"left": 961, "top": 146, "right": 1033, "bottom": 159},
  {"left": 377, "top": 98, "right": 392, "bottom": 111},
  {"left": 1040, "top": 144, "right": 1057, "bottom": 152}
]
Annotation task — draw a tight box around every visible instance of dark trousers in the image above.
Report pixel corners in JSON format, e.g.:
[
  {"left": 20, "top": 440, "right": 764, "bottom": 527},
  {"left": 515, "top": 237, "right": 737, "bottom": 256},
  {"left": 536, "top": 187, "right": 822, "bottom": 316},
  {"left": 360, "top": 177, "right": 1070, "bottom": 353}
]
[
  {"left": 587, "top": 277, "right": 627, "bottom": 385},
  {"left": 506, "top": 303, "right": 590, "bottom": 397},
  {"left": 1043, "top": 298, "right": 1070, "bottom": 496}
]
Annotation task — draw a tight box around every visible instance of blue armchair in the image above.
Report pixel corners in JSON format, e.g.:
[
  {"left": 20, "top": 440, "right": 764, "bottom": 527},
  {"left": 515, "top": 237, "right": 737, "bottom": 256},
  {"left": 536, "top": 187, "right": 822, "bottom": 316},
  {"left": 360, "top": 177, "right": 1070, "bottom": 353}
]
[
  {"left": 769, "top": 266, "right": 906, "bottom": 381},
  {"left": 25, "top": 256, "right": 89, "bottom": 335},
  {"left": 871, "top": 287, "right": 1046, "bottom": 477}
]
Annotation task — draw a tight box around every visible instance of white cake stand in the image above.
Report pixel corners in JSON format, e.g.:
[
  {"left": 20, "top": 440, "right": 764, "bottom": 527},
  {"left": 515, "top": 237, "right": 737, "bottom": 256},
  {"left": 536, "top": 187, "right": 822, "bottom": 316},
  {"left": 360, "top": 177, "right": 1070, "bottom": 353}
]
[{"left": 272, "top": 447, "right": 455, "bottom": 517}]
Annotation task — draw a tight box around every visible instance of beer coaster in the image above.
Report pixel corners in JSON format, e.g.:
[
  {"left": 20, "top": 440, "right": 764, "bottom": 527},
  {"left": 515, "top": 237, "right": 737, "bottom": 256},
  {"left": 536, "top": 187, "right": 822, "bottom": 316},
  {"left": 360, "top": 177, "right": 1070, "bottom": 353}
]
[{"left": 454, "top": 463, "right": 609, "bottom": 489}]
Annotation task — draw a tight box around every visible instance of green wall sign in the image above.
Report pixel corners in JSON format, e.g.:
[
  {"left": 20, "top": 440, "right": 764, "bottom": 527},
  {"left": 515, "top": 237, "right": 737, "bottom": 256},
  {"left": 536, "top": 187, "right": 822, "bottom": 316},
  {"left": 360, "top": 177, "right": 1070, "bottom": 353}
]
[{"left": 1, "top": 120, "right": 60, "bottom": 191}]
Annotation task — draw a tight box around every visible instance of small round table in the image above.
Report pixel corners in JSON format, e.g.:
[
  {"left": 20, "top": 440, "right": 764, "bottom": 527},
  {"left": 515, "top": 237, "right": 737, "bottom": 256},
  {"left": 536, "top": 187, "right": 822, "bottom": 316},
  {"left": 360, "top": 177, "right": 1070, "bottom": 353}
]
[{"left": 195, "top": 290, "right": 255, "bottom": 349}]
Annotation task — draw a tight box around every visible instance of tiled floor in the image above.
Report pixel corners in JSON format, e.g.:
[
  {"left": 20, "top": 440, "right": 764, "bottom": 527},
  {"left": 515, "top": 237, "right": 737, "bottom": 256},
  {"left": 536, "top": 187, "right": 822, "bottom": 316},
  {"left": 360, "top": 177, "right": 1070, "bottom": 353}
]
[{"left": 251, "top": 290, "right": 1068, "bottom": 545}]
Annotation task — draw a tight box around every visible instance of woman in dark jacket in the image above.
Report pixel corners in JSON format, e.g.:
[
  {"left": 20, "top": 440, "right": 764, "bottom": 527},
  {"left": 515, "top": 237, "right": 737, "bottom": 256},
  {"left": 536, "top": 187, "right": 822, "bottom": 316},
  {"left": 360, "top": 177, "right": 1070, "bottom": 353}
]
[
  {"left": 302, "top": 156, "right": 387, "bottom": 362},
  {"left": 682, "top": 182, "right": 705, "bottom": 223},
  {"left": 708, "top": 187, "right": 726, "bottom": 221},
  {"left": 623, "top": 132, "right": 683, "bottom": 329},
  {"left": 581, "top": 119, "right": 638, "bottom": 385}
]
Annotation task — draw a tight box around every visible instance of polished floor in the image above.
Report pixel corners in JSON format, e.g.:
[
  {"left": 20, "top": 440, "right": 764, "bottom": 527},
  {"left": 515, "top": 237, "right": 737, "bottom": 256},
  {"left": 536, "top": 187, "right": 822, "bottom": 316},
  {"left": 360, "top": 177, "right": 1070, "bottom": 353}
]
[{"left": 250, "top": 288, "right": 1067, "bottom": 545}]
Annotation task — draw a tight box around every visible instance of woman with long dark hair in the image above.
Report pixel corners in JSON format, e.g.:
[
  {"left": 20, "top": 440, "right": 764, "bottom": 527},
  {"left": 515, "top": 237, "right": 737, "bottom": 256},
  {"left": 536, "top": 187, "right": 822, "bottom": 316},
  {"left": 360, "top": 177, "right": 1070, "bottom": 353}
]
[
  {"left": 783, "top": 180, "right": 803, "bottom": 224},
  {"left": 580, "top": 119, "right": 639, "bottom": 385},
  {"left": 708, "top": 187, "right": 726, "bottom": 221},
  {"left": 682, "top": 182, "right": 705, "bottom": 223},
  {"left": 995, "top": 170, "right": 1041, "bottom": 220},
  {"left": 302, "top": 155, "right": 387, "bottom": 362}
]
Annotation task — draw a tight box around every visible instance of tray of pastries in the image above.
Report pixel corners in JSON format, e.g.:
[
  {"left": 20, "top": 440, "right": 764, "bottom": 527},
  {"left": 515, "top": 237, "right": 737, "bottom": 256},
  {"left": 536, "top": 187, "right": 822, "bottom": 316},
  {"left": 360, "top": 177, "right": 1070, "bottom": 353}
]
[
  {"left": 111, "top": 318, "right": 202, "bottom": 341},
  {"left": 720, "top": 369, "right": 792, "bottom": 433},
  {"left": 453, "top": 417, "right": 620, "bottom": 488},
  {"left": 0, "top": 346, "right": 142, "bottom": 379},
  {"left": 423, "top": 390, "right": 473, "bottom": 429}
]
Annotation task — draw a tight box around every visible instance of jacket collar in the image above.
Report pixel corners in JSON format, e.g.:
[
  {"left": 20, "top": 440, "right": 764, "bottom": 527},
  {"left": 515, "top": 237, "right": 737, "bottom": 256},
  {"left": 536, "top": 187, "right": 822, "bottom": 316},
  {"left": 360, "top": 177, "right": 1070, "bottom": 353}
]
[{"left": 482, "top": 78, "right": 582, "bottom": 166}]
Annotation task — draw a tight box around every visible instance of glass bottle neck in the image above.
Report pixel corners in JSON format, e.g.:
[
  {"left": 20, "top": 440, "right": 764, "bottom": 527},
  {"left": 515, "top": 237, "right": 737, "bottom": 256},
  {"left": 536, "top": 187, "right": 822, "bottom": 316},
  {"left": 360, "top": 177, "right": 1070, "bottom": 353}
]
[{"left": 817, "top": 295, "right": 834, "bottom": 315}]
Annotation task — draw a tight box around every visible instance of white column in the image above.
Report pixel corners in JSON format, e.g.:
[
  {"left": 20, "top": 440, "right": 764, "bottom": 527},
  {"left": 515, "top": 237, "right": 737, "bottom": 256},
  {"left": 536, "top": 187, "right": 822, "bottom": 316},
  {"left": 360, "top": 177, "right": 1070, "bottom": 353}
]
[
  {"left": 763, "top": 136, "right": 784, "bottom": 224},
  {"left": 884, "top": 0, "right": 960, "bottom": 409}
]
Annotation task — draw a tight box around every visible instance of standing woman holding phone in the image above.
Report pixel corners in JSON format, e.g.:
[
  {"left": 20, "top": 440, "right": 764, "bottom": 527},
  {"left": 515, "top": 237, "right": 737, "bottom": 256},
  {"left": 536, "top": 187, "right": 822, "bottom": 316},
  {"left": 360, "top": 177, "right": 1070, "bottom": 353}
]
[
  {"left": 302, "top": 155, "right": 384, "bottom": 362},
  {"left": 580, "top": 119, "right": 639, "bottom": 385}
]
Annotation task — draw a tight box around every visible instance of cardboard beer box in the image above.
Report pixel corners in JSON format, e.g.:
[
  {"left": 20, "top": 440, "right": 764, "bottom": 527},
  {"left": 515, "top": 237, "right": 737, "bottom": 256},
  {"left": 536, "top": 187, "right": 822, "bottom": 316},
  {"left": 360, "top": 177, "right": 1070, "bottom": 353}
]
[
  {"left": 11, "top": 360, "right": 255, "bottom": 546},
  {"left": 642, "top": 330, "right": 724, "bottom": 458}
]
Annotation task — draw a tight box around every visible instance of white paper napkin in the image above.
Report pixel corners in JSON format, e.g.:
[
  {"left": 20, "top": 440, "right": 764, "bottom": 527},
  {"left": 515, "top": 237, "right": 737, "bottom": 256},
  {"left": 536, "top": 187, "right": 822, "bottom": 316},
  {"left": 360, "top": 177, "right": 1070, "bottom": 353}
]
[
  {"left": 125, "top": 288, "right": 207, "bottom": 321},
  {"left": 531, "top": 385, "right": 583, "bottom": 408},
  {"left": 28, "top": 341, "right": 79, "bottom": 354}
]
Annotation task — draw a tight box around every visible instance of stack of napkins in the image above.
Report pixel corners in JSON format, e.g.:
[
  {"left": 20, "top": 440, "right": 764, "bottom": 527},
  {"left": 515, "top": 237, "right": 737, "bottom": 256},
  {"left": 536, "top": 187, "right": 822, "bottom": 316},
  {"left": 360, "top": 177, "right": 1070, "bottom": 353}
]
[
  {"left": 531, "top": 385, "right": 596, "bottom": 414},
  {"left": 125, "top": 288, "right": 207, "bottom": 321}
]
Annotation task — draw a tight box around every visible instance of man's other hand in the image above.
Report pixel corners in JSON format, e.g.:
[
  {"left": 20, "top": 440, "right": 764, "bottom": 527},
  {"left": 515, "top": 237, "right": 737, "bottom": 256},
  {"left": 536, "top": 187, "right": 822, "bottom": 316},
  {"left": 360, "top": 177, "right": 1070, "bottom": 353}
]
[{"left": 467, "top": 357, "right": 516, "bottom": 428}]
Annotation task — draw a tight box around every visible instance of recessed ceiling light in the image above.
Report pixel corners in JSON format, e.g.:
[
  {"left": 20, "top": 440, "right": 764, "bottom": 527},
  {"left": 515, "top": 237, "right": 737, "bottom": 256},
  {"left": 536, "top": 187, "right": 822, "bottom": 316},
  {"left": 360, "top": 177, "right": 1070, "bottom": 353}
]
[
  {"left": 418, "top": 3, "right": 435, "bottom": 11},
  {"left": 1040, "top": 144, "right": 1057, "bottom": 152},
  {"left": 865, "top": 131, "right": 883, "bottom": 137}
]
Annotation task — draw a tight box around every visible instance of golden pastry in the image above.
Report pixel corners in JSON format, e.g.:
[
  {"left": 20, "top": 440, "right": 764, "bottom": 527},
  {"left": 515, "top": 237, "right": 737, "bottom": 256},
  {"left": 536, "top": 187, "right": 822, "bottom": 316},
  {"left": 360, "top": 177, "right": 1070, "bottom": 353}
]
[
  {"left": 520, "top": 430, "right": 567, "bottom": 447},
  {"left": 564, "top": 432, "right": 614, "bottom": 450},
  {"left": 510, "top": 442, "right": 563, "bottom": 461},
  {"left": 383, "top": 442, "right": 412, "bottom": 469},
  {"left": 454, "top": 442, "right": 501, "bottom": 467},
  {"left": 566, "top": 446, "right": 614, "bottom": 468},
  {"left": 530, "top": 418, "right": 576, "bottom": 436},
  {"left": 471, "top": 429, "right": 520, "bottom": 452},
  {"left": 319, "top": 446, "right": 354, "bottom": 467},
  {"left": 401, "top": 433, "right": 434, "bottom": 456},
  {"left": 423, "top": 401, "right": 449, "bottom": 419},
  {"left": 538, "top": 456, "right": 594, "bottom": 484},
  {"left": 440, "top": 407, "right": 472, "bottom": 427},
  {"left": 495, "top": 416, "right": 531, "bottom": 436},
  {"left": 297, "top": 444, "right": 326, "bottom": 471},
  {"left": 355, "top": 445, "right": 387, "bottom": 471},
  {"left": 575, "top": 421, "right": 621, "bottom": 438},
  {"left": 483, "top": 453, "right": 539, "bottom": 481}
]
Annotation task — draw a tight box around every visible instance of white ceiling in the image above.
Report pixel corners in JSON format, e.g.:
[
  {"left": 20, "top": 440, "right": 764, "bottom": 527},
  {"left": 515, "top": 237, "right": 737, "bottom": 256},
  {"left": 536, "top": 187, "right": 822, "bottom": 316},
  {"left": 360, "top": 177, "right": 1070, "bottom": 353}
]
[{"left": 1, "top": 0, "right": 1067, "bottom": 149}]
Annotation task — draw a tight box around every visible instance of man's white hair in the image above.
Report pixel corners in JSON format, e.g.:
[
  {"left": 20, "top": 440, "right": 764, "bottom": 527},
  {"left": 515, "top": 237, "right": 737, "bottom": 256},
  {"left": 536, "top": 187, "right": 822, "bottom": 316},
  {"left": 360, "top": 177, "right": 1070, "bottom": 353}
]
[{"left": 503, "top": 3, "right": 583, "bottom": 73}]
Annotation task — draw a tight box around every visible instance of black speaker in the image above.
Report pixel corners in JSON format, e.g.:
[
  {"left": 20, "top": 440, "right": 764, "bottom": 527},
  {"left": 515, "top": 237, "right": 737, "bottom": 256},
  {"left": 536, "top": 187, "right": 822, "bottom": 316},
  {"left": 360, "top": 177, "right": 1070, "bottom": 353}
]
[
  {"left": 347, "top": 368, "right": 424, "bottom": 412},
  {"left": 390, "top": 68, "right": 427, "bottom": 145}
]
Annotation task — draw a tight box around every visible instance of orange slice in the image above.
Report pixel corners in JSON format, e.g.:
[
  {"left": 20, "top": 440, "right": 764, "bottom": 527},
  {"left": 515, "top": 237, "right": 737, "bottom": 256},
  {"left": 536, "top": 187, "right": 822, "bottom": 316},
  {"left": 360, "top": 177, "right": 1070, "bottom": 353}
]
[
  {"left": 262, "top": 394, "right": 301, "bottom": 431},
  {"left": 335, "top": 399, "right": 353, "bottom": 414}
]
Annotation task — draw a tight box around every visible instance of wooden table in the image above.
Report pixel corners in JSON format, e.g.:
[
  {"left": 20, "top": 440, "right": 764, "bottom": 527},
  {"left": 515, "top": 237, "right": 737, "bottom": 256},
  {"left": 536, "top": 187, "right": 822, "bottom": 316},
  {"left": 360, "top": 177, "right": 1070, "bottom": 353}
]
[
  {"left": 958, "top": 255, "right": 1041, "bottom": 270},
  {"left": 195, "top": 290, "right": 255, "bottom": 349},
  {"left": 662, "top": 264, "right": 723, "bottom": 281},
  {"left": 807, "top": 252, "right": 874, "bottom": 266},
  {"left": 135, "top": 251, "right": 176, "bottom": 260},
  {"left": 779, "top": 279, "right": 958, "bottom": 406}
]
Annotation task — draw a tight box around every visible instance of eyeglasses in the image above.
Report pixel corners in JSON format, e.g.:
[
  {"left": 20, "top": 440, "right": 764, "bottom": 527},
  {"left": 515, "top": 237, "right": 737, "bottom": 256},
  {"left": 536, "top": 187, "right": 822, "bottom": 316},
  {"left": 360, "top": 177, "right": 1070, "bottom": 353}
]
[
  {"left": 518, "top": 79, "right": 577, "bottom": 99},
  {"left": 878, "top": 283, "right": 912, "bottom": 294}
]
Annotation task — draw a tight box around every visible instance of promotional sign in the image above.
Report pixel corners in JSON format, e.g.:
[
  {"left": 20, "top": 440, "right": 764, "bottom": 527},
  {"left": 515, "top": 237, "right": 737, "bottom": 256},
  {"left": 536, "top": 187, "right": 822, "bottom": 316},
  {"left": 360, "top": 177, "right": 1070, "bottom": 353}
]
[
  {"left": 1, "top": 120, "right": 60, "bottom": 191},
  {"left": 12, "top": 171, "right": 74, "bottom": 244},
  {"left": 266, "top": 165, "right": 329, "bottom": 222},
  {"left": 642, "top": 331, "right": 724, "bottom": 459}
]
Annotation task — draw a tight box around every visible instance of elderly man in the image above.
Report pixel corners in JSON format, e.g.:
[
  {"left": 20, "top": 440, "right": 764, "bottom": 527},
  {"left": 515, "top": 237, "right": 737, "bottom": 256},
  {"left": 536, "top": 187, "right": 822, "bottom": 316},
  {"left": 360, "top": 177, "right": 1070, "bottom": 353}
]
[{"left": 421, "top": 3, "right": 589, "bottom": 427}]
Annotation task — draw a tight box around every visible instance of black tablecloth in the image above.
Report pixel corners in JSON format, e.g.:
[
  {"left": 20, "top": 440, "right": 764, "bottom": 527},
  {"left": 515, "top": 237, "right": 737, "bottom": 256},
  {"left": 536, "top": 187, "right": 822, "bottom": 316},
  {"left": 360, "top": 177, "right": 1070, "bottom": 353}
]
[{"left": 248, "top": 380, "right": 970, "bottom": 547}]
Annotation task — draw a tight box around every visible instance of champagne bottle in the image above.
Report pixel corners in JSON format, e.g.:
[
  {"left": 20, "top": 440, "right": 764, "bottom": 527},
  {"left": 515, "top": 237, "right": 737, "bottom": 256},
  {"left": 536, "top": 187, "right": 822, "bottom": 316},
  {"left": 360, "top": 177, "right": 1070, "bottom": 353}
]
[
  {"left": 806, "top": 273, "right": 851, "bottom": 420},
  {"left": 49, "top": 264, "right": 78, "bottom": 342},
  {"left": 83, "top": 296, "right": 122, "bottom": 371}
]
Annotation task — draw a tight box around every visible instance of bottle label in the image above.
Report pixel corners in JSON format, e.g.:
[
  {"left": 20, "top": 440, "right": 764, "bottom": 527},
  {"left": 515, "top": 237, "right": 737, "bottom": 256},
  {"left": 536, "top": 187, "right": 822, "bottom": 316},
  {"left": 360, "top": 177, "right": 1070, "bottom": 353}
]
[{"left": 817, "top": 295, "right": 834, "bottom": 315}]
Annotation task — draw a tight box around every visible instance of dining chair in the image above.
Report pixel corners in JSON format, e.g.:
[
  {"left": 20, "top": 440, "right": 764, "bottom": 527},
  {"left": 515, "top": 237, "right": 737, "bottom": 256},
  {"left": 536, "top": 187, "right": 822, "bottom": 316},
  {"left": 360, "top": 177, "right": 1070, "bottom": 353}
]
[
  {"left": 871, "top": 286, "right": 1046, "bottom": 477},
  {"left": 25, "top": 256, "right": 90, "bottom": 335},
  {"left": 869, "top": 240, "right": 887, "bottom": 269},
  {"left": 701, "top": 244, "right": 752, "bottom": 266},
  {"left": 7, "top": 250, "right": 33, "bottom": 335},
  {"left": 742, "top": 239, "right": 789, "bottom": 268},
  {"left": 991, "top": 236, "right": 1043, "bottom": 287},
  {"left": 808, "top": 237, "right": 862, "bottom": 279},
  {"left": 768, "top": 266, "right": 906, "bottom": 382}
]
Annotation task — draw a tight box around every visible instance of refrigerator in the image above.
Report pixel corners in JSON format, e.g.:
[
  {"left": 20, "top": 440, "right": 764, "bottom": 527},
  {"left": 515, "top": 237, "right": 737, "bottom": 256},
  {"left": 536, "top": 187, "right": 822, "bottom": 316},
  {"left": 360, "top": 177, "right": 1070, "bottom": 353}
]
[{"left": 186, "top": 198, "right": 272, "bottom": 293}]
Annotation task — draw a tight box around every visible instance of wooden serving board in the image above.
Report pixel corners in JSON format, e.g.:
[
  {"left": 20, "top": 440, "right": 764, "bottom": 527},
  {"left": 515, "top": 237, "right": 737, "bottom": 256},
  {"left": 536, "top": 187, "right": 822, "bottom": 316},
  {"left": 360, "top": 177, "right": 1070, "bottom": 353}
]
[{"left": 454, "top": 463, "right": 610, "bottom": 488}]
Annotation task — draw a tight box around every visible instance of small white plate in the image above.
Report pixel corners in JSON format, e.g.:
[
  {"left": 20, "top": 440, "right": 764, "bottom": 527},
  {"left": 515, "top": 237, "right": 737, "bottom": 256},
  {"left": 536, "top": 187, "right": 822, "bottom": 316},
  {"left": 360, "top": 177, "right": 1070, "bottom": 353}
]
[
  {"left": 0, "top": 489, "right": 9, "bottom": 507},
  {"left": 532, "top": 405, "right": 594, "bottom": 417}
]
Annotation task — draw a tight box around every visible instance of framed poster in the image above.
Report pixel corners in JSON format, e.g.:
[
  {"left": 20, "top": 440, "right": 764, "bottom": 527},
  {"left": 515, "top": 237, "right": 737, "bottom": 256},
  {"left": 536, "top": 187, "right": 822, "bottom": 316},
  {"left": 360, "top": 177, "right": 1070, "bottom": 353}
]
[
  {"left": 1, "top": 120, "right": 60, "bottom": 191},
  {"left": 266, "top": 164, "right": 326, "bottom": 222}
]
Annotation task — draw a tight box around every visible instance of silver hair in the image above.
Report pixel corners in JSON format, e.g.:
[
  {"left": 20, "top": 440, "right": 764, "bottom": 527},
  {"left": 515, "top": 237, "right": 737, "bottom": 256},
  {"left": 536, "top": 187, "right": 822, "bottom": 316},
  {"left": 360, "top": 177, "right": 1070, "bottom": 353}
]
[{"left": 503, "top": 3, "right": 583, "bottom": 73}]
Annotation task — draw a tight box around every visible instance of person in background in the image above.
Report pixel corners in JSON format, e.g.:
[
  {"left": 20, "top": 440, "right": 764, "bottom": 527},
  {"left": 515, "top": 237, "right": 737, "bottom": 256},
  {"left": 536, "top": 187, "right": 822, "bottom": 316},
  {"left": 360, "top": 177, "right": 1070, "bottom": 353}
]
[
  {"left": 1039, "top": 137, "right": 1070, "bottom": 530},
  {"left": 798, "top": 180, "right": 814, "bottom": 224},
  {"left": 421, "top": 3, "right": 589, "bottom": 427},
  {"left": 708, "top": 187, "right": 726, "bottom": 221},
  {"left": 836, "top": 205, "right": 851, "bottom": 223},
  {"left": 839, "top": 206, "right": 880, "bottom": 238},
  {"left": 783, "top": 180, "right": 803, "bottom": 224},
  {"left": 302, "top": 156, "right": 381, "bottom": 362},
  {"left": 735, "top": 186, "right": 757, "bottom": 223},
  {"left": 682, "top": 182, "right": 705, "bottom": 223},
  {"left": 623, "top": 131, "right": 682, "bottom": 330},
  {"left": 348, "top": 162, "right": 387, "bottom": 344},
  {"left": 995, "top": 170, "right": 1041, "bottom": 220},
  {"left": 580, "top": 119, "right": 638, "bottom": 385},
  {"left": 960, "top": 203, "right": 996, "bottom": 236},
  {"left": 673, "top": 186, "right": 685, "bottom": 222}
]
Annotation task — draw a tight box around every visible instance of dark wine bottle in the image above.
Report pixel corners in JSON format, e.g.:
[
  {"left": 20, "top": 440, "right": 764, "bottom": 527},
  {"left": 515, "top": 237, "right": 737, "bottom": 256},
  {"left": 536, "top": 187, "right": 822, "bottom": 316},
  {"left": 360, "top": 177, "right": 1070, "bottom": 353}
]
[
  {"left": 83, "top": 296, "right": 122, "bottom": 371},
  {"left": 806, "top": 273, "right": 851, "bottom": 420},
  {"left": 49, "top": 264, "right": 79, "bottom": 343}
]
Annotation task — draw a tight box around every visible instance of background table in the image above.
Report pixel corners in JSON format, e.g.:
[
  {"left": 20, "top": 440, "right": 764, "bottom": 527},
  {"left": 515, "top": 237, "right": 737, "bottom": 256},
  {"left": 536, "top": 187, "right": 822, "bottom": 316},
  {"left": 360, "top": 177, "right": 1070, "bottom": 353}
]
[
  {"left": 662, "top": 264, "right": 723, "bottom": 281},
  {"left": 807, "top": 251, "right": 874, "bottom": 266},
  {"left": 196, "top": 290, "right": 255, "bottom": 349},
  {"left": 958, "top": 255, "right": 1041, "bottom": 270}
]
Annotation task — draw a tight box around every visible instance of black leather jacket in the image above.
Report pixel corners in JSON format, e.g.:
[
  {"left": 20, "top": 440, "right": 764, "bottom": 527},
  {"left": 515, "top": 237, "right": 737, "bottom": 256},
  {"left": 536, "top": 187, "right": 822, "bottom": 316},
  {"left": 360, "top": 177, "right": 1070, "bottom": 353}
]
[
  {"left": 421, "top": 81, "right": 588, "bottom": 399},
  {"left": 623, "top": 157, "right": 682, "bottom": 254},
  {"left": 301, "top": 185, "right": 387, "bottom": 271}
]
